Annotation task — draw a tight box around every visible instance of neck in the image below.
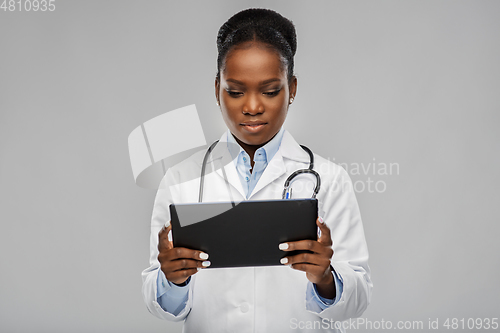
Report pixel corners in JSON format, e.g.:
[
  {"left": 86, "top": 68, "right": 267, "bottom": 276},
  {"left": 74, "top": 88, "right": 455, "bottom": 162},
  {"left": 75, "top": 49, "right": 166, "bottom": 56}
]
[
  {"left": 231, "top": 129, "right": 281, "bottom": 166},
  {"left": 233, "top": 137, "right": 259, "bottom": 165}
]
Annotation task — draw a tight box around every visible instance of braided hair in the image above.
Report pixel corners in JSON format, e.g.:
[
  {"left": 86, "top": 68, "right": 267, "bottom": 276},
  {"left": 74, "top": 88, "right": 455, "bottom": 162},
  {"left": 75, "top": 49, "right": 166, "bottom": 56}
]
[{"left": 216, "top": 8, "right": 297, "bottom": 84}]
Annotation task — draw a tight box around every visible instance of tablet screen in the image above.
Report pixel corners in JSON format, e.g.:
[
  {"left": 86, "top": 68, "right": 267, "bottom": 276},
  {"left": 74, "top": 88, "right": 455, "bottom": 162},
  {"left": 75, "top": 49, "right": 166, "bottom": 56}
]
[{"left": 170, "top": 199, "right": 318, "bottom": 268}]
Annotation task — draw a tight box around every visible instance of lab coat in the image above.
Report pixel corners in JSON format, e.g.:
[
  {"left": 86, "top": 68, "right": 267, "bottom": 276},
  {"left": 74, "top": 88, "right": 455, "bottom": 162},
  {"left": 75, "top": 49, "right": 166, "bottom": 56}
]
[{"left": 142, "top": 130, "right": 372, "bottom": 333}]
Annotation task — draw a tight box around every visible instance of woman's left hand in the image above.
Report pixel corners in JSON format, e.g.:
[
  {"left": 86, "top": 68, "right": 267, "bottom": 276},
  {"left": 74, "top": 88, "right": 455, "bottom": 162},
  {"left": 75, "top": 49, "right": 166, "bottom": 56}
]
[{"left": 279, "top": 217, "right": 336, "bottom": 299}]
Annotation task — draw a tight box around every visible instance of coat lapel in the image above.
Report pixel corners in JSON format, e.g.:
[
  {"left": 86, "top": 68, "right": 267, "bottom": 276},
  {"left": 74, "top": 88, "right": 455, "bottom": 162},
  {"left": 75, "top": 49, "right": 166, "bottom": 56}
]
[
  {"left": 249, "top": 151, "right": 286, "bottom": 198},
  {"left": 205, "top": 132, "right": 246, "bottom": 200},
  {"left": 250, "top": 130, "right": 310, "bottom": 199}
]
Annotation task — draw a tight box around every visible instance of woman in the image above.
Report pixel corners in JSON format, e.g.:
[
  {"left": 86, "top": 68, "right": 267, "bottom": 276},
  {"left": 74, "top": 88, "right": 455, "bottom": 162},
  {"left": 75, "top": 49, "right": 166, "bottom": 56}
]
[{"left": 142, "top": 8, "right": 372, "bottom": 332}]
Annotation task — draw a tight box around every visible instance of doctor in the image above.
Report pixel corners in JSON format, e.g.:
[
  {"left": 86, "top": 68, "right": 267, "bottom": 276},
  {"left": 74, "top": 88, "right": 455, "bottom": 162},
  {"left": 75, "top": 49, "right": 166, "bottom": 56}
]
[{"left": 142, "top": 8, "right": 372, "bottom": 332}]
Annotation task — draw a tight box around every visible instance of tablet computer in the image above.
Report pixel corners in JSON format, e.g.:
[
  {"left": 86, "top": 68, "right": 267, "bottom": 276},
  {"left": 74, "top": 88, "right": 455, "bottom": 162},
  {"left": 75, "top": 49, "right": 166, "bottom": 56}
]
[{"left": 170, "top": 198, "right": 318, "bottom": 268}]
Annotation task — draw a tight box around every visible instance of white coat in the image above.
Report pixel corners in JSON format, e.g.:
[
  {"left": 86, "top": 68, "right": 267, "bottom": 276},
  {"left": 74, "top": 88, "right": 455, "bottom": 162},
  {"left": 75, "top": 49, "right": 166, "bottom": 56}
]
[{"left": 142, "top": 130, "right": 372, "bottom": 333}]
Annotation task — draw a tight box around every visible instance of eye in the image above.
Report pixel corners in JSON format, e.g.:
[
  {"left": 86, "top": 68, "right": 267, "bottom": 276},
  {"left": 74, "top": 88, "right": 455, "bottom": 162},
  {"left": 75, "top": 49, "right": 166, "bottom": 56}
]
[
  {"left": 264, "top": 89, "right": 281, "bottom": 97},
  {"left": 226, "top": 90, "right": 243, "bottom": 97}
]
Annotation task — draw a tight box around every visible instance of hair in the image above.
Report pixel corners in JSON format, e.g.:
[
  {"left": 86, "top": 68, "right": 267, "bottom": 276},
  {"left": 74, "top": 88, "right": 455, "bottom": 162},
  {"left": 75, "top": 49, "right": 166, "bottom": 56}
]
[{"left": 216, "top": 8, "right": 297, "bottom": 85}]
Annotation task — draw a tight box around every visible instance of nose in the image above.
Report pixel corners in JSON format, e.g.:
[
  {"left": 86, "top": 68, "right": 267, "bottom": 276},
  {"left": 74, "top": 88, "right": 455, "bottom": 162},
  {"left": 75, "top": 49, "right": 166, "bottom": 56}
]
[{"left": 242, "top": 94, "right": 264, "bottom": 115}]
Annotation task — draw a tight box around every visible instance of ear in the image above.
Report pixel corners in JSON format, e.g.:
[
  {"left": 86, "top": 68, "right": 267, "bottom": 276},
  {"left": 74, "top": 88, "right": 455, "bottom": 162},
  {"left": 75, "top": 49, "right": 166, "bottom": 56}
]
[
  {"left": 289, "top": 75, "right": 297, "bottom": 101},
  {"left": 214, "top": 77, "right": 220, "bottom": 106}
]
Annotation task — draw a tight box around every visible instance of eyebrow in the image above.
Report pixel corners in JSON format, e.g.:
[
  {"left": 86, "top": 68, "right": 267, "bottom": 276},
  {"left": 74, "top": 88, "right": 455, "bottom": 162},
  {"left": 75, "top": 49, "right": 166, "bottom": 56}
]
[{"left": 226, "top": 78, "right": 281, "bottom": 85}]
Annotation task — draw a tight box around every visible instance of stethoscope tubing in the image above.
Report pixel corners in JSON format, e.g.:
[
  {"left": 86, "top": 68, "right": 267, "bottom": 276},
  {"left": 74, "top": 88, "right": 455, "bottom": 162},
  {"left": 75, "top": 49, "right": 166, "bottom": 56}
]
[{"left": 199, "top": 140, "right": 321, "bottom": 202}]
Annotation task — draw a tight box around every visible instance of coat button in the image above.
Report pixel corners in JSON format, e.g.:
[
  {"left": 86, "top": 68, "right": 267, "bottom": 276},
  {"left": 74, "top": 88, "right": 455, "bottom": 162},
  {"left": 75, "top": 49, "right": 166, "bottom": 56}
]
[{"left": 239, "top": 302, "right": 250, "bottom": 313}]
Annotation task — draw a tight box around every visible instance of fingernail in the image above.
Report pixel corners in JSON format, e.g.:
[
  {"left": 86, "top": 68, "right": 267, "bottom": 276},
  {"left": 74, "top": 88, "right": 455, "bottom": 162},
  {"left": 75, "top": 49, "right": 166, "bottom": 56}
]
[
  {"left": 279, "top": 243, "right": 289, "bottom": 250},
  {"left": 199, "top": 252, "right": 209, "bottom": 260},
  {"left": 202, "top": 260, "right": 211, "bottom": 267},
  {"left": 319, "top": 217, "right": 325, "bottom": 224},
  {"left": 280, "top": 257, "right": 288, "bottom": 265}
]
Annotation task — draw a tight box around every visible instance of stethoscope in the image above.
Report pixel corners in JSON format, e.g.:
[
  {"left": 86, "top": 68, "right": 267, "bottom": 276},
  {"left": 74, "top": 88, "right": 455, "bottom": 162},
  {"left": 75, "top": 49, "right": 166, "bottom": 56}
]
[{"left": 198, "top": 140, "right": 321, "bottom": 202}]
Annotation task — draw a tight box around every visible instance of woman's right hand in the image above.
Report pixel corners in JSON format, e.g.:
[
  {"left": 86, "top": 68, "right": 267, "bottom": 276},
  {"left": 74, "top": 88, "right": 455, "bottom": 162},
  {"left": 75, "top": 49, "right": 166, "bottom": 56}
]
[{"left": 157, "top": 223, "right": 210, "bottom": 285}]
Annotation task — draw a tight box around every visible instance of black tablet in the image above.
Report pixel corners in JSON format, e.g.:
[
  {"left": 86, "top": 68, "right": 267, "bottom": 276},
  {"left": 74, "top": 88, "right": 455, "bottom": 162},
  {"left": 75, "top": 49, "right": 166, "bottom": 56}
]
[{"left": 170, "top": 198, "right": 318, "bottom": 268}]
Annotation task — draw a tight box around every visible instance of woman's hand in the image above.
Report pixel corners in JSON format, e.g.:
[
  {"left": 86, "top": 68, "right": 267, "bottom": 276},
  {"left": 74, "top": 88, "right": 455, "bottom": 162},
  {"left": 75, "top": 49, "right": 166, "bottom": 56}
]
[
  {"left": 279, "top": 217, "right": 336, "bottom": 299},
  {"left": 157, "top": 223, "right": 210, "bottom": 285}
]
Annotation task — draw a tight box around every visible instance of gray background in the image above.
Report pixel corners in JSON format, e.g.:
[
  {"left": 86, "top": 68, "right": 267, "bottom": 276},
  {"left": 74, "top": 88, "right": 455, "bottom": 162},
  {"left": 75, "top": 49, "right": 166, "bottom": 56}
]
[{"left": 1, "top": 1, "right": 499, "bottom": 332}]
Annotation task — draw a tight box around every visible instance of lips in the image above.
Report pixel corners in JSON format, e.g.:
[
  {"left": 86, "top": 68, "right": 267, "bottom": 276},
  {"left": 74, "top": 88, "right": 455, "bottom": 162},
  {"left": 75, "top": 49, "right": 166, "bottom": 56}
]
[
  {"left": 240, "top": 121, "right": 267, "bottom": 126},
  {"left": 240, "top": 121, "right": 267, "bottom": 133}
]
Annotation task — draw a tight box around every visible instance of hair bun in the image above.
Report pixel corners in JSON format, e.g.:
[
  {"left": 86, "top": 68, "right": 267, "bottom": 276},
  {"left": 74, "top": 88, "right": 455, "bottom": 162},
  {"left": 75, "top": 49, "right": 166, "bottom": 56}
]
[
  {"left": 217, "top": 8, "right": 296, "bottom": 56},
  {"left": 216, "top": 8, "right": 297, "bottom": 83}
]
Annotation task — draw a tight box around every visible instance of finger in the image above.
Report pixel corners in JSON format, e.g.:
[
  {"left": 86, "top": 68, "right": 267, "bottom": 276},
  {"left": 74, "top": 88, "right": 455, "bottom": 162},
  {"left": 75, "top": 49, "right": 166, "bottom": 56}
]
[
  {"left": 167, "top": 258, "right": 210, "bottom": 272},
  {"left": 281, "top": 252, "right": 331, "bottom": 267},
  {"left": 163, "top": 247, "right": 210, "bottom": 262},
  {"left": 160, "top": 257, "right": 211, "bottom": 282},
  {"left": 158, "top": 223, "right": 173, "bottom": 251},
  {"left": 279, "top": 239, "right": 330, "bottom": 256},
  {"left": 159, "top": 223, "right": 171, "bottom": 238},
  {"left": 316, "top": 217, "right": 333, "bottom": 246},
  {"left": 166, "top": 268, "right": 200, "bottom": 285},
  {"left": 292, "top": 264, "right": 334, "bottom": 286},
  {"left": 288, "top": 262, "right": 327, "bottom": 278}
]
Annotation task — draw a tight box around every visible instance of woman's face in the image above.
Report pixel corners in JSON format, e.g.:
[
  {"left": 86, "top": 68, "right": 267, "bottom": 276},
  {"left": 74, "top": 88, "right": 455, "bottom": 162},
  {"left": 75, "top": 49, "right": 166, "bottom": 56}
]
[{"left": 215, "top": 42, "right": 297, "bottom": 150}]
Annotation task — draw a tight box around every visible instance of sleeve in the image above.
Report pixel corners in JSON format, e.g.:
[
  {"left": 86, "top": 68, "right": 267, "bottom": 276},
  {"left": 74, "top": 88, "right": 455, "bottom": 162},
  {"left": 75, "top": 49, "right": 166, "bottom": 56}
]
[
  {"left": 141, "top": 169, "right": 194, "bottom": 321},
  {"left": 157, "top": 270, "right": 190, "bottom": 316},
  {"left": 306, "top": 166, "right": 373, "bottom": 321},
  {"left": 306, "top": 268, "right": 344, "bottom": 312}
]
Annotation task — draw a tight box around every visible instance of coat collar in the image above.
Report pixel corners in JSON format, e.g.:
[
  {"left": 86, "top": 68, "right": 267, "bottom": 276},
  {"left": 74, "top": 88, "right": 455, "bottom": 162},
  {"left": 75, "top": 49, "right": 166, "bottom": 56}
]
[
  {"left": 204, "top": 129, "right": 311, "bottom": 199},
  {"left": 279, "top": 130, "right": 311, "bottom": 164},
  {"left": 207, "top": 129, "right": 310, "bottom": 164}
]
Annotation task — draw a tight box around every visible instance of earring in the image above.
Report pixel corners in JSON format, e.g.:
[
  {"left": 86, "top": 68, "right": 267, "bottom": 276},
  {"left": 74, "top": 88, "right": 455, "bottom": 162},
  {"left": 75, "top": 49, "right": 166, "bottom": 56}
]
[
  {"left": 289, "top": 97, "right": 294, "bottom": 104},
  {"left": 216, "top": 101, "right": 219, "bottom": 106}
]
